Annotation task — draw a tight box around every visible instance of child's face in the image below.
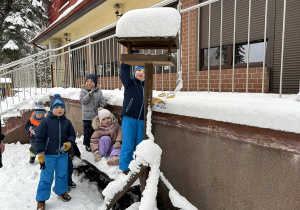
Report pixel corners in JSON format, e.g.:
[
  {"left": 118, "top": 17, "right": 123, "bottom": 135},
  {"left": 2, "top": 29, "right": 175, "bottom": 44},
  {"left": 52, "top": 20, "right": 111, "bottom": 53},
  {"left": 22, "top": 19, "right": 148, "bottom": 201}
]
[
  {"left": 101, "top": 117, "right": 112, "bottom": 127},
  {"left": 35, "top": 114, "right": 44, "bottom": 119},
  {"left": 52, "top": 107, "right": 65, "bottom": 117},
  {"left": 135, "top": 69, "right": 145, "bottom": 81},
  {"left": 86, "top": 79, "right": 95, "bottom": 88}
]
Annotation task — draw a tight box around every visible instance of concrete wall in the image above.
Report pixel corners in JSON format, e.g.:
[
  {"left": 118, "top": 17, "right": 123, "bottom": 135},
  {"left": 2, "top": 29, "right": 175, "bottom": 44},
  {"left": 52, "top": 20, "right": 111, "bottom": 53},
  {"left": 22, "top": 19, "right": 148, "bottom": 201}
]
[{"left": 152, "top": 113, "right": 300, "bottom": 210}]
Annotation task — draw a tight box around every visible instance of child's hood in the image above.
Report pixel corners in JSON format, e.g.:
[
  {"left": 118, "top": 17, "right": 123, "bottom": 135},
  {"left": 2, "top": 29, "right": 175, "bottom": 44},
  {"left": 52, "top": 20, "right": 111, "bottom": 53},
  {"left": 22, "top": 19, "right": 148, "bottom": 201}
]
[{"left": 92, "top": 115, "right": 117, "bottom": 130}]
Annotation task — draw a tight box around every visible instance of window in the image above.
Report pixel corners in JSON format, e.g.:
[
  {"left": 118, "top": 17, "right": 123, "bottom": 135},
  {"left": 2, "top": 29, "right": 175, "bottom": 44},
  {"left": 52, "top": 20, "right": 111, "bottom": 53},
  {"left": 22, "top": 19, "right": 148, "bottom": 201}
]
[
  {"left": 201, "top": 40, "right": 267, "bottom": 70},
  {"left": 235, "top": 40, "right": 266, "bottom": 64},
  {"left": 203, "top": 45, "right": 227, "bottom": 66}
]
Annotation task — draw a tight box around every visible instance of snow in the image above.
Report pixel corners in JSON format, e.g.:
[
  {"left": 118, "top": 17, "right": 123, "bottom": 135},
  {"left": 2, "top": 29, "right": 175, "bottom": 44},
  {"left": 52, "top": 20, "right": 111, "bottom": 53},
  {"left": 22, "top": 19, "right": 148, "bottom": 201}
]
[
  {"left": 2, "top": 40, "right": 19, "bottom": 51},
  {"left": 4, "top": 12, "right": 25, "bottom": 26},
  {"left": 0, "top": 140, "right": 104, "bottom": 209},
  {"left": 116, "top": 8, "right": 181, "bottom": 38},
  {"left": 32, "top": 0, "right": 43, "bottom": 8},
  {"left": 1, "top": 87, "right": 300, "bottom": 209},
  {"left": 160, "top": 173, "right": 197, "bottom": 210}
]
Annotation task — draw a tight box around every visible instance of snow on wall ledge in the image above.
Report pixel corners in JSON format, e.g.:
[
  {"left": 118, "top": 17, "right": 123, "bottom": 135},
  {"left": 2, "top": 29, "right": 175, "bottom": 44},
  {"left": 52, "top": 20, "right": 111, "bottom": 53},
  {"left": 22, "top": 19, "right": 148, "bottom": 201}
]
[
  {"left": 2, "top": 88, "right": 300, "bottom": 136},
  {"left": 116, "top": 7, "right": 181, "bottom": 38}
]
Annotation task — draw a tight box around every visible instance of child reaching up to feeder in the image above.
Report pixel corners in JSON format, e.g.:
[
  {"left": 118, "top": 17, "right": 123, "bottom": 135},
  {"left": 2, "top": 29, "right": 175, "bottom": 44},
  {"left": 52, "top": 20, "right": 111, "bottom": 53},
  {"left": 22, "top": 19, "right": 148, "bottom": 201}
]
[
  {"left": 118, "top": 63, "right": 145, "bottom": 174},
  {"left": 90, "top": 108, "right": 122, "bottom": 165}
]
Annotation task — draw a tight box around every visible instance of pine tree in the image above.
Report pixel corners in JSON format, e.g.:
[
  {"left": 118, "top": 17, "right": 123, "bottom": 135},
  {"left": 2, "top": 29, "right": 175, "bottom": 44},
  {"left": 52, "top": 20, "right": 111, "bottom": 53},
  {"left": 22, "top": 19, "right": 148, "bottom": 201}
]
[{"left": 0, "top": 0, "right": 50, "bottom": 64}]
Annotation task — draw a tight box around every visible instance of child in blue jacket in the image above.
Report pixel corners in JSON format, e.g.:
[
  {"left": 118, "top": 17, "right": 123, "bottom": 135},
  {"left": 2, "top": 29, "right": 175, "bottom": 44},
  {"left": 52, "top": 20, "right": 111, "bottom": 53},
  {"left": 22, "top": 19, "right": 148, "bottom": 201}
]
[
  {"left": 119, "top": 63, "right": 145, "bottom": 174},
  {"left": 35, "top": 94, "right": 76, "bottom": 209}
]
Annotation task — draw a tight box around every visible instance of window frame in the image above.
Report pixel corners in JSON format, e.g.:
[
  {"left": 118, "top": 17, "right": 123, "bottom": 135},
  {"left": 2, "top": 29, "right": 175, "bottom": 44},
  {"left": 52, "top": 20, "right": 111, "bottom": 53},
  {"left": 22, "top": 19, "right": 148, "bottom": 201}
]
[{"left": 200, "top": 40, "right": 267, "bottom": 71}]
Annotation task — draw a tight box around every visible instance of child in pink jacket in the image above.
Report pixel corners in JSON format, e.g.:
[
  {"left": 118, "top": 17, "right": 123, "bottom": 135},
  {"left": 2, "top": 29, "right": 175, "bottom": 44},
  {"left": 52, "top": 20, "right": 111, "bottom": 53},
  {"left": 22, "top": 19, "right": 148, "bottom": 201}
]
[{"left": 90, "top": 108, "right": 122, "bottom": 165}]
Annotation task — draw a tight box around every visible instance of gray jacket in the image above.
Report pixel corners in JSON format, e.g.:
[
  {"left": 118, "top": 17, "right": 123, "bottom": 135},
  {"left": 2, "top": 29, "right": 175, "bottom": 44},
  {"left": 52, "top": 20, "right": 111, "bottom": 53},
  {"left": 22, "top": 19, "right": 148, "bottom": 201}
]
[{"left": 80, "top": 86, "right": 106, "bottom": 120}]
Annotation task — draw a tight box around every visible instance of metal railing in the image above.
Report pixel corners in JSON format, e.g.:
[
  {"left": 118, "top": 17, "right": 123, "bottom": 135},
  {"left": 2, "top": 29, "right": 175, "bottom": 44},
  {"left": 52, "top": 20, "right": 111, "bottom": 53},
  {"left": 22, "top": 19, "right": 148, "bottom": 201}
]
[
  {"left": 0, "top": 0, "right": 290, "bottom": 108},
  {"left": 180, "top": 0, "right": 286, "bottom": 96},
  {"left": 0, "top": 50, "right": 52, "bottom": 110}
]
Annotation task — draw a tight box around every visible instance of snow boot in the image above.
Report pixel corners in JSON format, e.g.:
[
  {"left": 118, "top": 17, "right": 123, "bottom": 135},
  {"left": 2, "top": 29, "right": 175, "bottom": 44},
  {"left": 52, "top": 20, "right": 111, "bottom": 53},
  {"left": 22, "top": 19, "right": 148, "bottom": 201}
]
[
  {"left": 122, "top": 170, "right": 130, "bottom": 175},
  {"left": 57, "top": 192, "right": 71, "bottom": 202},
  {"left": 29, "top": 156, "right": 36, "bottom": 164},
  {"left": 66, "top": 186, "right": 71, "bottom": 193},
  {"left": 68, "top": 182, "right": 76, "bottom": 188},
  {"left": 107, "top": 156, "right": 119, "bottom": 166},
  {"left": 37, "top": 201, "right": 45, "bottom": 210}
]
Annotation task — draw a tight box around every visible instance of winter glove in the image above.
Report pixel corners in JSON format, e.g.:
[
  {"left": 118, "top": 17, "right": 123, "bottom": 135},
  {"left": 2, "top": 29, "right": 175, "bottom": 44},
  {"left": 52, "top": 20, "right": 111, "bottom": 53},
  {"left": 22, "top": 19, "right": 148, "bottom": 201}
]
[
  {"left": 94, "top": 151, "right": 102, "bottom": 162},
  {"left": 38, "top": 153, "right": 46, "bottom": 170},
  {"left": 152, "top": 98, "right": 167, "bottom": 109},
  {"left": 63, "top": 142, "right": 71, "bottom": 151},
  {"left": 29, "top": 126, "right": 36, "bottom": 135},
  {"left": 113, "top": 142, "right": 121, "bottom": 149},
  {"left": 88, "top": 87, "right": 95, "bottom": 96}
]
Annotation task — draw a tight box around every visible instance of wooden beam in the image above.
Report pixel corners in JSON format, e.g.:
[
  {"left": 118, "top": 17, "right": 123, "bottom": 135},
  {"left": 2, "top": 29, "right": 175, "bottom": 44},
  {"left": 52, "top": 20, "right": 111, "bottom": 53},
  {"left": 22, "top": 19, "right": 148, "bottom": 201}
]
[
  {"left": 120, "top": 54, "right": 176, "bottom": 66},
  {"left": 106, "top": 165, "right": 149, "bottom": 209}
]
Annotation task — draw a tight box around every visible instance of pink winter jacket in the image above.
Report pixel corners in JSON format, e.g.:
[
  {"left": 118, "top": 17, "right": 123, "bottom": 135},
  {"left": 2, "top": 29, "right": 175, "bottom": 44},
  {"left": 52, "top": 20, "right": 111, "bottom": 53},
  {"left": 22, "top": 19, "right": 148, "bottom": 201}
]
[{"left": 90, "top": 115, "right": 122, "bottom": 153}]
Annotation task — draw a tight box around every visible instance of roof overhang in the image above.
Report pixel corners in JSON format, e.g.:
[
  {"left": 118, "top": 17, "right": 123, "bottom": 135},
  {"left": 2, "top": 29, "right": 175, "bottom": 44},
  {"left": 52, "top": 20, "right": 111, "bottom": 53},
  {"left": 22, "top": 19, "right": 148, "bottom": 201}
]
[{"left": 31, "top": 0, "right": 107, "bottom": 45}]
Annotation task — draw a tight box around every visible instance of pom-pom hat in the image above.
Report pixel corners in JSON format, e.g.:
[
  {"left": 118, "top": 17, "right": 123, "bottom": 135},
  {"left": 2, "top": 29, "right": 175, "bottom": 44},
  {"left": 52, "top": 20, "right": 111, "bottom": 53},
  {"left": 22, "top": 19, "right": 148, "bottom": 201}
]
[
  {"left": 50, "top": 94, "right": 65, "bottom": 112},
  {"left": 34, "top": 101, "right": 45, "bottom": 115},
  {"left": 98, "top": 108, "right": 113, "bottom": 123},
  {"left": 86, "top": 74, "right": 98, "bottom": 87}
]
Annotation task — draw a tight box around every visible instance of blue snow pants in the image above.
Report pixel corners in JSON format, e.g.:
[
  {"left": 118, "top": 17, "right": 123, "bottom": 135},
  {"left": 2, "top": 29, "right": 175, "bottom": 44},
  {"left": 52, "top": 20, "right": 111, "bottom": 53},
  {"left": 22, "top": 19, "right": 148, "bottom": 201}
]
[
  {"left": 119, "top": 116, "right": 144, "bottom": 171},
  {"left": 36, "top": 153, "right": 68, "bottom": 201}
]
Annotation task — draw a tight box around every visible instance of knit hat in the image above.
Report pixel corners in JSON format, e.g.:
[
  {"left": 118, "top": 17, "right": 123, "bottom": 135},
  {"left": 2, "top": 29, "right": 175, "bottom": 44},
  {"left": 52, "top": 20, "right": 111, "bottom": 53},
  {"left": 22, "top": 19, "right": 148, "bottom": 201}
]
[
  {"left": 50, "top": 94, "right": 66, "bottom": 112},
  {"left": 134, "top": 66, "right": 145, "bottom": 76},
  {"left": 86, "top": 74, "right": 98, "bottom": 87},
  {"left": 34, "top": 101, "right": 45, "bottom": 115},
  {"left": 98, "top": 108, "right": 113, "bottom": 123}
]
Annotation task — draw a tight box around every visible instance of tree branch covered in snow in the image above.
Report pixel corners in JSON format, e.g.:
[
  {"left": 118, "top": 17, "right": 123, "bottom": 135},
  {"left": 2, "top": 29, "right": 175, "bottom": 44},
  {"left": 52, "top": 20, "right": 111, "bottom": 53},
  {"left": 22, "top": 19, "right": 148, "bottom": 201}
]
[{"left": 0, "top": 0, "right": 49, "bottom": 63}]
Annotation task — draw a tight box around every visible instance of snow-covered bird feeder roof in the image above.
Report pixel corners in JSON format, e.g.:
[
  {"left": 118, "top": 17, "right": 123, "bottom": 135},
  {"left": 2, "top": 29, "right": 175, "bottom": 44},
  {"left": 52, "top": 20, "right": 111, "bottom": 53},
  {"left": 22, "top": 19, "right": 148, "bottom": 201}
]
[{"left": 116, "top": 7, "right": 181, "bottom": 50}]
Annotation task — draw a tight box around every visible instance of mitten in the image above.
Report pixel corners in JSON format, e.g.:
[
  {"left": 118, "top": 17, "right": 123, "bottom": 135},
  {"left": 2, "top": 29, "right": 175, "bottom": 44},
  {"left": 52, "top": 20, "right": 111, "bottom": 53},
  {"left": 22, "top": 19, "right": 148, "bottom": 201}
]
[
  {"left": 113, "top": 142, "right": 121, "bottom": 149},
  {"left": 38, "top": 153, "right": 46, "bottom": 170},
  {"left": 94, "top": 151, "right": 101, "bottom": 162},
  {"left": 88, "top": 87, "right": 95, "bottom": 96},
  {"left": 63, "top": 142, "right": 71, "bottom": 151}
]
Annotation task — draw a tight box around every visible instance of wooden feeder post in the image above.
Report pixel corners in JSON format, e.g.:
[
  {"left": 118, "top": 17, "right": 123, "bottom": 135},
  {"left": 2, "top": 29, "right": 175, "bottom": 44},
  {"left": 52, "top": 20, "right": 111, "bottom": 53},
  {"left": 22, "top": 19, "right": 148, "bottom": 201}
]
[{"left": 116, "top": 36, "right": 178, "bottom": 197}]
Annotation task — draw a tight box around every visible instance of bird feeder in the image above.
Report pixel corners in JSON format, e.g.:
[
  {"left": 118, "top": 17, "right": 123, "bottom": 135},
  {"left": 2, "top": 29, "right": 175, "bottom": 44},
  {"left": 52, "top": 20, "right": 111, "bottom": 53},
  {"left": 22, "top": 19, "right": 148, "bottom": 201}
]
[{"left": 116, "top": 7, "right": 181, "bottom": 138}]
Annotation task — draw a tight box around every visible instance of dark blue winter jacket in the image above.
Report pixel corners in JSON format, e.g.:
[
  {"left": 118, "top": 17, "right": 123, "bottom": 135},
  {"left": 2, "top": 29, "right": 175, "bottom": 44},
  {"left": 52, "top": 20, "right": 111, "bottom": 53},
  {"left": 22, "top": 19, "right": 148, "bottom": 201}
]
[
  {"left": 120, "top": 63, "right": 145, "bottom": 120},
  {"left": 35, "top": 112, "right": 76, "bottom": 155}
]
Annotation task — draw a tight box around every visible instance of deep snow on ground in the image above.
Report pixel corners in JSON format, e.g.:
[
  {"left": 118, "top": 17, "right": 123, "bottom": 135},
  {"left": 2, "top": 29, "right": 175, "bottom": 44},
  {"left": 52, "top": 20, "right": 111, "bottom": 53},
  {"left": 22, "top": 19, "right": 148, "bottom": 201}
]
[{"left": 0, "top": 137, "right": 105, "bottom": 210}]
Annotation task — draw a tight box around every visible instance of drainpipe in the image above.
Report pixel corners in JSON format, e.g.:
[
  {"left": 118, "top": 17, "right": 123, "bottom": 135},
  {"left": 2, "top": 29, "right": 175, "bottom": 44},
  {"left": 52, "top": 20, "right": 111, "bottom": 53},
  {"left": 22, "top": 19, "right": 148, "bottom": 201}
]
[{"left": 32, "top": 42, "right": 46, "bottom": 51}]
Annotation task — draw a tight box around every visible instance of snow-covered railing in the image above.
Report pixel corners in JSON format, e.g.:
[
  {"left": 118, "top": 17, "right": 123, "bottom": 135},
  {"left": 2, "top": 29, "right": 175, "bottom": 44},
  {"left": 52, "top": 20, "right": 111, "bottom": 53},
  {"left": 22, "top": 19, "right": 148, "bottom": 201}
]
[{"left": 0, "top": 50, "right": 52, "bottom": 110}]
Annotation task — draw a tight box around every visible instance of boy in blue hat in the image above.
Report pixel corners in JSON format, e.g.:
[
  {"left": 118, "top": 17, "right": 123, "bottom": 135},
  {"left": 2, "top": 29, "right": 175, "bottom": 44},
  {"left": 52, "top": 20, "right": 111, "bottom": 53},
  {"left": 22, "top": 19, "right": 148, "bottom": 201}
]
[
  {"left": 119, "top": 63, "right": 145, "bottom": 174},
  {"left": 35, "top": 94, "right": 76, "bottom": 209}
]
